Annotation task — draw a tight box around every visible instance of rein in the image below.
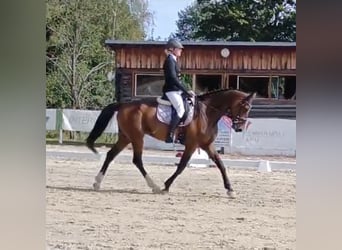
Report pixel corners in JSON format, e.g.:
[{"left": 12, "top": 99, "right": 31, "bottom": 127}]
[
  {"left": 199, "top": 100, "right": 224, "bottom": 114},
  {"left": 198, "top": 98, "right": 252, "bottom": 125}
]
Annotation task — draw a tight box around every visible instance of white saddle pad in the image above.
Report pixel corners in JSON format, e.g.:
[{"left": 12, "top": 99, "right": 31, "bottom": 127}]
[{"left": 156, "top": 103, "right": 194, "bottom": 126}]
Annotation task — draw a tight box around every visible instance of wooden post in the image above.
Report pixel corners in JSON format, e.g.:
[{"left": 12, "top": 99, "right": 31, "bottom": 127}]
[
  {"left": 56, "top": 109, "right": 63, "bottom": 144},
  {"left": 192, "top": 73, "right": 196, "bottom": 92}
]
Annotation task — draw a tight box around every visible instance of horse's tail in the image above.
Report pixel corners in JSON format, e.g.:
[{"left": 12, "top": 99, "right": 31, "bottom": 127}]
[{"left": 86, "top": 103, "right": 120, "bottom": 154}]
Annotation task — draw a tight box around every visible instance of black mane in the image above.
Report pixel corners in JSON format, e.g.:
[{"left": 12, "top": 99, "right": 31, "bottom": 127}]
[{"left": 197, "top": 88, "right": 236, "bottom": 101}]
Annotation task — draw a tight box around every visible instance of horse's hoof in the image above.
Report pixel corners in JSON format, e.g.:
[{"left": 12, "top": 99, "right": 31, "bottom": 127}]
[
  {"left": 93, "top": 182, "right": 101, "bottom": 191},
  {"left": 152, "top": 186, "right": 161, "bottom": 194},
  {"left": 86, "top": 141, "right": 98, "bottom": 155},
  {"left": 161, "top": 189, "right": 169, "bottom": 195},
  {"left": 227, "top": 190, "right": 236, "bottom": 199},
  {"left": 95, "top": 174, "right": 102, "bottom": 183}
]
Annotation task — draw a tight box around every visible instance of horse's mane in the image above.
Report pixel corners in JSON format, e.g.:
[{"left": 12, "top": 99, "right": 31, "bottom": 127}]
[{"left": 197, "top": 88, "right": 236, "bottom": 101}]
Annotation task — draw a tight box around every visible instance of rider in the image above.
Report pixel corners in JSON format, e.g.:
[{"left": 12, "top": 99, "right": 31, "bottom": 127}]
[{"left": 162, "top": 38, "right": 193, "bottom": 143}]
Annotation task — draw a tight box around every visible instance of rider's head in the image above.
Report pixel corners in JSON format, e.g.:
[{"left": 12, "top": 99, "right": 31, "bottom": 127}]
[{"left": 165, "top": 38, "right": 184, "bottom": 57}]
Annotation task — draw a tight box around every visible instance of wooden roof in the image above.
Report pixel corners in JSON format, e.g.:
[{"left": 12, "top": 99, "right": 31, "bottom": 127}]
[{"left": 105, "top": 40, "right": 296, "bottom": 49}]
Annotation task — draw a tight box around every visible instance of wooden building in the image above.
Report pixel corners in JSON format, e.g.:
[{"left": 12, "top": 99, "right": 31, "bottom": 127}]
[{"left": 105, "top": 40, "right": 296, "bottom": 118}]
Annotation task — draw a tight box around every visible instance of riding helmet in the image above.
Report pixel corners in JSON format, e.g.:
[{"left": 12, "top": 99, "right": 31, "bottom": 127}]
[{"left": 166, "top": 38, "right": 184, "bottom": 49}]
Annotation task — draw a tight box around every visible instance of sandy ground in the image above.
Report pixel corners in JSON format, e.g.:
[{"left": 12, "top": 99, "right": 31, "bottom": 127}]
[{"left": 46, "top": 146, "right": 296, "bottom": 250}]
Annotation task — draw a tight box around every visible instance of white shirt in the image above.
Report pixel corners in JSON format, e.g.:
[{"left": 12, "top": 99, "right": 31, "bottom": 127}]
[{"left": 169, "top": 53, "right": 177, "bottom": 62}]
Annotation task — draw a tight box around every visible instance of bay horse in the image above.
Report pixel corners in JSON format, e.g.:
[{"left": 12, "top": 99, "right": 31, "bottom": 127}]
[{"left": 86, "top": 89, "right": 256, "bottom": 198}]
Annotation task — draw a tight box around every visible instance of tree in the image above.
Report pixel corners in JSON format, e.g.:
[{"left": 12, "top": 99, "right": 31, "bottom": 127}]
[
  {"left": 127, "top": 0, "right": 154, "bottom": 39},
  {"left": 174, "top": 0, "right": 296, "bottom": 42},
  {"left": 46, "top": 0, "right": 153, "bottom": 109},
  {"left": 173, "top": 1, "right": 202, "bottom": 40}
]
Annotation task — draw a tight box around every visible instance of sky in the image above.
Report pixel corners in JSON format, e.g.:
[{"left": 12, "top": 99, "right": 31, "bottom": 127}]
[{"left": 147, "top": 0, "right": 195, "bottom": 40}]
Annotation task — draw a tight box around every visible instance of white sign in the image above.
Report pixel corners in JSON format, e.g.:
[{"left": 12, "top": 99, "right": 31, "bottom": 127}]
[
  {"left": 45, "top": 108, "right": 296, "bottom": 156},
  {"left": 144, "top": 118, "right": 296, "bottom": 156},
  {"left": 215, "top": 117, "right": 232, "bottom": 147},
  {"left": 46, "top": 109, "right": 57, "bottom": 130},
  {"left": 62, "top": 109, "right": 118, "bottom": 133},
  {"left": 231, "top": 118, "right": 296, "bottom": 156}
]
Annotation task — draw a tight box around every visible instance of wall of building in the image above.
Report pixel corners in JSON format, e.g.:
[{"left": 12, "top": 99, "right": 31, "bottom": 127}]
[{"left": 114, "top": 46, "right": 296, "bottom": 73}]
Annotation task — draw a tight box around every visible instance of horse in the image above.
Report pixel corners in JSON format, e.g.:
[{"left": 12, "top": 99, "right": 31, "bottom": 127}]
[{"left": 86, "top": 89, "right": 256, "bottom": 198}]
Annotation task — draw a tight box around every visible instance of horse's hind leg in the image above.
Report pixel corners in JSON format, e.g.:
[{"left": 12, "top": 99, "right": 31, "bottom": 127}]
[
  {"left": 131, "top": 138, "right": 161, "bottom": 193},
  {"left": 93, "top": 133, "right": 130, "bottom": 191},
  {"left": 201, "top": 143, "right": 236, "bottom": 199}
]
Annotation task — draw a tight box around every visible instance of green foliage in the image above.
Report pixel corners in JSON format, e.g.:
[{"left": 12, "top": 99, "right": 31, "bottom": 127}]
[
  {"left": 181, "top": 74, "right": 193, "bottom": 90},
  {"left": 174, "top": 0, "right": 296, "bottom": 42},
  {"left": 46, "top": 0, "right": 153, "bottom": 109},
  {"left": 46, "top": 131, "right": 118, "bottom": 144},
  {"left": 46, "top": 70, "right": 72, "bottom": 108}
]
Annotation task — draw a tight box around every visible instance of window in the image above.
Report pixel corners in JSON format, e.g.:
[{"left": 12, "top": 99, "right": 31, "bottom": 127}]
[
  {"left": 237, "top": 76, "right": 271, "bottom": 98},
  {"left": 195, "top": 74, "right": 222, "bottom": 94},
  {"left": 135, "top": 74, "right": 164, "bottom": 96},
  {"left": 283, "top": 76, "right": 296, "bottom": 100},
  {"left": 270, "top": 77, "right": 280, "bottom": 98},
  {"left": 180, "top": 74, "right": 193, "bottom": 91},
  {"left": 270, "top": 76, "right": 296, "bottom": 100},
  {"left": 228, "top": 75, "right": 238, "bottom": 89}
]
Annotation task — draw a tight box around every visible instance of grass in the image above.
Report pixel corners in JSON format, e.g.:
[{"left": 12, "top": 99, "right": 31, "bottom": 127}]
[{"left": 46, "top": 131, "right": 118, "bottom": 146}]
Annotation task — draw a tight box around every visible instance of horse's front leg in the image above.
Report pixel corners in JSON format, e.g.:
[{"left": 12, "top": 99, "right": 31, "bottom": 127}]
[
  {"left": 201, "top": 143, "right": 236, "bottom": 199},
  {"left": 163, "top": 144, "right": 197, "bottom": 193},
  {"left": 131, "top": 138, "right": 161, "bottom": 194}
]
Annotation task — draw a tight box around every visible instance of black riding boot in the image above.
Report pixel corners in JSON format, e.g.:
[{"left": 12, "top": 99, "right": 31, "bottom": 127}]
[{"left": 165, "top": 114, "right": 181, "bottom": 143}]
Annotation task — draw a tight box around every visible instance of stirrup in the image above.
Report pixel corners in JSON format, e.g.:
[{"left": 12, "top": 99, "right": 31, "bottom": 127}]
[
  {"left": 165, "top": 133, "right": 174, "bottom": 143},
  {"left": 177, "top": 135, "right": 186, "bottom": 145}
]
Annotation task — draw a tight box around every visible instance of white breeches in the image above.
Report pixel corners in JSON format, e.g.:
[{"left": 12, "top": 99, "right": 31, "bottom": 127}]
[{"left": 165, "top": 91, "right": 185, "bottom": 118}]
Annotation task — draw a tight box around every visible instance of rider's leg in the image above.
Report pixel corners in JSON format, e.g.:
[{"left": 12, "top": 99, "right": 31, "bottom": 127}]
[{"left": 165, "top": 91, "right": 185, "bottom": 143}]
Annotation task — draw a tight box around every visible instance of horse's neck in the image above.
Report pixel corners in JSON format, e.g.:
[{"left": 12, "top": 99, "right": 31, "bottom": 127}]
[
  {"left": 205, "top": 92, "right": 232, "bottom": 112},
  {"left": 201, "top": 91, "right": 237, "bottom": 125}
]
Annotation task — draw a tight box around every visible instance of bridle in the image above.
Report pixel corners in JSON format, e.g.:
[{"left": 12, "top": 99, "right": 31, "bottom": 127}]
[
  {"left": 198, "top": 98, "right": 252, "bottom": 130},
  {"left": 226, "top": 101, "right": 252, "bottom": 124},
  {"left": 226, "top": 100, "right": 252, "bottom": 131}
]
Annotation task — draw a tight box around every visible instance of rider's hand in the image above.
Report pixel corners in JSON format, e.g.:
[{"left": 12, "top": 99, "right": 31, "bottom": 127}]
[{"left": 187, "top": 91, "right": 194, "bottom": 98}]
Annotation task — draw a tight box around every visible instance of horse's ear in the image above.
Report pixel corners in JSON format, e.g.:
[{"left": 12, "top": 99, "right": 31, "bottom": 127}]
[{"left": 245, "top": 92, "right": 256, "bottom": 103}]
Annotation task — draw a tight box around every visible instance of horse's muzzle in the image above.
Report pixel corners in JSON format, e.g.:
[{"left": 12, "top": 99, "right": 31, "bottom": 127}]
[{"left": 232, "top": 123, "right": 243, "bottom": 132}]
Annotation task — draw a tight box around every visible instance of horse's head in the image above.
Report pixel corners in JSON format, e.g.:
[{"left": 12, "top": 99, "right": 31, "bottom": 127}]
[
  {"left": 197, "top": 89, "right": 256, "bottom": 133},
  {"left": 228, "top": 92, "right": 256, "bottom": 132}
]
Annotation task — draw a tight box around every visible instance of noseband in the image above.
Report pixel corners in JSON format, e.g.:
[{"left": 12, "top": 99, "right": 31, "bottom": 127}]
[{"left": 226, "top": 100, "right": 252, "bottom": 127}]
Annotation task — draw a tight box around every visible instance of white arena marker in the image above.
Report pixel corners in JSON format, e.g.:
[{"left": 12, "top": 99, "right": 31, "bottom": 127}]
[
  {"left": 189, "top": 148, "right": 210, "bottom": 168},
  {"left": 257, "top": 160, "right": 272, "bottom": 173},
  {"left": 96, "top": 152, "right": 106, "bottom": 162}
]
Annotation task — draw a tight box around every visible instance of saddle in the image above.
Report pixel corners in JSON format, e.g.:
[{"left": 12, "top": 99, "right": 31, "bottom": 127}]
[
  {"left": 156, "top": 92, "right": 195, "bottom": 126},
  {"left": 156, "top": 92, "right": 195, "bottom": 144}
]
